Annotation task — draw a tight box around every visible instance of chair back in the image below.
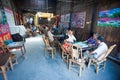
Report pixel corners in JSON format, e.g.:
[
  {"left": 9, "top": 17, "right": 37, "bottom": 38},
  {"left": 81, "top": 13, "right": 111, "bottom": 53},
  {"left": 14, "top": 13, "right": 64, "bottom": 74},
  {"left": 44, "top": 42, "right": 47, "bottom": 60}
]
[
  {"left": 98, "top": 44, "right": 116, "bottom": 60},
  {"left": 0, "top": 43, "right": 10, "bottom": 54},
  {"left": 43, "top": 36, "right": 50, "bottom": 48},
  {"left": 104, "top": 44, "right": 116, "bottom": 58},
  {"left": 71, "top": 44, "right": 82, "bottom": 60},
  {"left": 61, "top": 45, "right": 66, "bottom": 53}
]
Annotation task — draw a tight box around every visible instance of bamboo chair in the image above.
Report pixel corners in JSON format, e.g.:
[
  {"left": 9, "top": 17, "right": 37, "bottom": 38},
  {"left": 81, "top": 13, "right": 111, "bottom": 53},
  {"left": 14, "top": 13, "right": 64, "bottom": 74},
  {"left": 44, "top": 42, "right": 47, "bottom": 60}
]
[
  {"left": 60, "top": 45, "right": 71, "bottom": 64},
  {"left": 0, "top": 43, "right": 18, "bottom": 67},
  {"left": 68, "top": 44, "right": 85, "bottom": 76},
  {"left": 88, "top": 44, "right": 116, "bottom": 74},
  {"left": 43, "top": 37, "right": 56, "bottom": 59}
]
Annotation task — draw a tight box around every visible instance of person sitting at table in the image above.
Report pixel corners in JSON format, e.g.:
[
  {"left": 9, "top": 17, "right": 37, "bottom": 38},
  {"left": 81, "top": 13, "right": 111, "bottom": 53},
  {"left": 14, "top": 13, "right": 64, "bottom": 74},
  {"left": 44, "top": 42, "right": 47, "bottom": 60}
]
[
  {"left": 84, "top": 36, "right": 108, "bottom": 61},
  {"left": 66, "top": 30, "right": 76, "bottom": 43},
  {"left": 85, "top": 32, "right": 99, "bottom": 47},
  {"left": 63, "top": 28, "right": 70, "bottom": 39},
  {"left": 65, "top": 29, "right": 70, "bottom": 35},
  {"left": 52, "top": 24, "right": 58, "bottom": 35},
  {"left": 63, "top": 40, "right": 73, "bottom": 54},
  {"left": 47, "top": 28, "right": 54, "bottom": 42}
]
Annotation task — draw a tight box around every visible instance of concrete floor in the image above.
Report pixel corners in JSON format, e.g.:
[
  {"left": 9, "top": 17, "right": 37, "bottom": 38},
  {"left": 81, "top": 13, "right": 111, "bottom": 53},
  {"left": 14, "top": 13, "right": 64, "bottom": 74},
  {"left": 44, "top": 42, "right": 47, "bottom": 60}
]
[{"left": 0, "top": 35, "right": 120, "bottom": 80}]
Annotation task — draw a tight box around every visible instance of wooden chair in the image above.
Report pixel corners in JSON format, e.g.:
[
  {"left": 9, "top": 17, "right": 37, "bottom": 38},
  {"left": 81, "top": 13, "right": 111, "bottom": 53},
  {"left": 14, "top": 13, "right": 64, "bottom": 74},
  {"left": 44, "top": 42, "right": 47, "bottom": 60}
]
[
  {"left": 0, "top": 43, "right": 14, "bottom": 80},
  {"left": 68, "top": 44, "right": 85, "bottom": 76},
  {"left": 88, "top": 44, "right": 116, "bottom": 74},
  {"left": 43, "top": 36, "right": 56, "bottom": 59},
  {"left": 0, "top": 44, "right": 18, "bottom": 67},
  {"left": 0, "top": 53, "right": 13, "bottom": 80},
  {"left": 60, "top": 45, "right": 71, "bottom": 64}
]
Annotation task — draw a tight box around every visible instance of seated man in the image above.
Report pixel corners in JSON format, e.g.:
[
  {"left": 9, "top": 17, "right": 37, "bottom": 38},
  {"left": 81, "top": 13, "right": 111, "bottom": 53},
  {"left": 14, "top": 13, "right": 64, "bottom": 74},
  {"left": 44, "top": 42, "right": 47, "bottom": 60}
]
[
  {"left": 66, "top": 30, "right": 76, "bottom": 43},
  {"left": 52, "top": 24, "right": 58, "bottom": 35},
  {"left": 47, "top": 28, "right": 54, "bottom": 42},
  {"left": 85, "top": 33, "right": 99, "bottom": 47},
  {"left": 47, "top": 28, "right": 57, "bottom": 47},
  {"left": 84, "top": 36, "right": 108, "bottom": 60},
  {"left": 64, "top": 28, "right": 70, "bottom": 39}
]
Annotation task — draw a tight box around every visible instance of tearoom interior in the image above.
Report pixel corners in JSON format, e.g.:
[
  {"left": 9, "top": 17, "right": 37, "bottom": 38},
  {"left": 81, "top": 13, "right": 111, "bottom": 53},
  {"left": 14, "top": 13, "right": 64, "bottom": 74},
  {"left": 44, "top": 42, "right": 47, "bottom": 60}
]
[{"left": 0, "top": 0, "right": 120, "bottom": 80}]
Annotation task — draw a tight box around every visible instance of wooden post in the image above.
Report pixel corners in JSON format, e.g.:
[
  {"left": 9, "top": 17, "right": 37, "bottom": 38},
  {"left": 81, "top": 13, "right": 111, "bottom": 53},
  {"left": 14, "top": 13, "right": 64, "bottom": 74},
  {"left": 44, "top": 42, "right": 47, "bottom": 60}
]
[
  {"left": 90, "top": 1, "right": 98, "bottom": 36},
  {"left": 69, "top": 0, "right": 74, "bottom": 29}
]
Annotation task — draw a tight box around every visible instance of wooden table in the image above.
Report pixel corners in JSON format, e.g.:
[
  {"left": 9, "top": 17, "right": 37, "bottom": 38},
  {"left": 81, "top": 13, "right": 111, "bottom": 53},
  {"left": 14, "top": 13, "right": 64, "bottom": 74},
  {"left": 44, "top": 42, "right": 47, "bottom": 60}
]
[
  {"left": 0, "top": 53, "right": 13, "bottom": 80},
  {"left": 74, "top": 41, "right": 97, "bottom": 53},
  {"left": 7, "top": 42, "right": 26, "bottom": 57}
]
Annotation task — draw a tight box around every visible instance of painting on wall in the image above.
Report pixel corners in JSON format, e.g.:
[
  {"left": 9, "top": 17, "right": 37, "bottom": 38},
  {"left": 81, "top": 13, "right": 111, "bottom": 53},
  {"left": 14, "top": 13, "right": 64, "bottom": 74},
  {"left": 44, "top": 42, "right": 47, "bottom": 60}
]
[
  {"left": 65, "top": 13, "right": 70, "bottom": 22},
  {"left": 71, "top": 12, "right": 86, "bottom": 28},
  {"left": 98, "top": 8, "right": 120, "bottom": 27},
  {"left": 60, "top": 14, "right": 70, "bottom": 28},
  {"left": 61, "top": 14, "right": 70, "bottom": 22},
  {"left": 61, "top": 15, "right": 65, "bottom": 22}
]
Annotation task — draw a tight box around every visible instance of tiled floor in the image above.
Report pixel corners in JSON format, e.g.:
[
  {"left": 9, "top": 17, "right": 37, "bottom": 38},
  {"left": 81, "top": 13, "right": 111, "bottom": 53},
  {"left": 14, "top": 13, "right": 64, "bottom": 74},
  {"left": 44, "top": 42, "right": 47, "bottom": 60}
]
[{"left": 0, "top": 35, "right": 120, "bottom": 80}]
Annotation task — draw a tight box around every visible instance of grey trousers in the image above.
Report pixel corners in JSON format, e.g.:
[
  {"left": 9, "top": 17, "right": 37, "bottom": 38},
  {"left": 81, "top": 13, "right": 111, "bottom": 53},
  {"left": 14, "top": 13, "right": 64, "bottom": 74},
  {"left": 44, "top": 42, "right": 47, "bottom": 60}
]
[{"left": 83, "top": 52, "right": 95, "bottom": 60}]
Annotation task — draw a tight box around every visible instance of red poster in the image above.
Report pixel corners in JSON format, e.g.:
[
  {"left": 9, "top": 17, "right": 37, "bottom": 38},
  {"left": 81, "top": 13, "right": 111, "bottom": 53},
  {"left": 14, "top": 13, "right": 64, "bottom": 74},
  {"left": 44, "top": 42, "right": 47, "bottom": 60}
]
[
  {"left": 0, "top": 32, "right": 12, "bottom": 42},
  {"left": 0, "top": 23, "right": 11, "bottom": 42}
]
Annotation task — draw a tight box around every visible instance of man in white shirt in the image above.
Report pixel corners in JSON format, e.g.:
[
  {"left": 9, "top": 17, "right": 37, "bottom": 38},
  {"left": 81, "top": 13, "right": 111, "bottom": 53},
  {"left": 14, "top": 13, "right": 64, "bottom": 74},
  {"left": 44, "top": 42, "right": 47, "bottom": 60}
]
[
  {"left": 47, "top": 29, "right": 54, "bottom": 42},
  {"left": 85, "top": 36, "right": 108, "bottom": 61}
]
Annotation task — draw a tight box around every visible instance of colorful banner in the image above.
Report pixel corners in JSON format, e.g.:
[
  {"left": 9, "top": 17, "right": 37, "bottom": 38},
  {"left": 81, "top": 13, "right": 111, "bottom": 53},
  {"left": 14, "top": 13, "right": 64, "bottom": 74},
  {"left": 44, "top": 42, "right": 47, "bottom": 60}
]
[
  {"left": 0, "top": 32, "right": 12, "bottom": 43},
  {"left": 0, "top": 23, "right": 10, "bottom": 34},
  {"left": 0, "top": 23, "right": 11, "bottom": 42},
  {"left": 98, "top": 8, "right": 120, "bottom": 27},
  {"left": 0, "top": 7, "right": 7, "bottom": 24},
  {"left": 4, "top": 7, "right": 15, "bottom": 27}
]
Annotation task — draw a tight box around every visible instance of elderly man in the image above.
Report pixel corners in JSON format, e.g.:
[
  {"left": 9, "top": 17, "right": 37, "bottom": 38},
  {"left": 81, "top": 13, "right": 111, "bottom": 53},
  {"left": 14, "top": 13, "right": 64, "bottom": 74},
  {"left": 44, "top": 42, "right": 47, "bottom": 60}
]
[
  {"left": 84, "top": 36, "right": 108, "bottom": 61},
  {"left": 85, "top": 33, "right": 99, "bottom": 47},
  {"left": 47, "top": 28, "right": 54, "bottom": 42}
]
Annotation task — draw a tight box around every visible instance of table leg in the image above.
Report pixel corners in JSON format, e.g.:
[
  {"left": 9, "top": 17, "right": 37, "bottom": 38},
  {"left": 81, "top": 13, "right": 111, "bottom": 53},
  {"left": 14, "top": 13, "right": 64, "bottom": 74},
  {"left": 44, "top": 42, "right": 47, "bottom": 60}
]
[
  {"left": 1, "top": 66, "right": 8, "bottom": 80},
  {"left": 23, "top": 44, "right": 26, "bottom": 53},
  {"left": 21, "top": 47, "right": 24, "bottom": 57}
]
